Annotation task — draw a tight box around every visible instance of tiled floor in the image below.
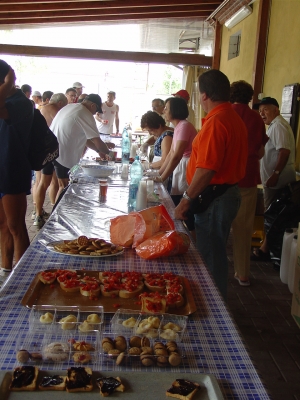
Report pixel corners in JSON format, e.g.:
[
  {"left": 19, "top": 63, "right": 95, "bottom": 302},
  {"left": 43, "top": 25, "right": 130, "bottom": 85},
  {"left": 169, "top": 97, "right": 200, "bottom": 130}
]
[{"left": 2, "top": 193, "right": 300, "bottom": 399}]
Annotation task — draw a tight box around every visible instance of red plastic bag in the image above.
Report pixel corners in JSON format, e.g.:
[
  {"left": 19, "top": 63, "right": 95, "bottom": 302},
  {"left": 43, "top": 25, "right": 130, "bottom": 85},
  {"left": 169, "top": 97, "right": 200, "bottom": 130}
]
[
  {"left": 135, "top": 230, "right": 190, "bottom": 259},
  {"left": 110, "top": 205, "right": 175, "bottom": 248}
]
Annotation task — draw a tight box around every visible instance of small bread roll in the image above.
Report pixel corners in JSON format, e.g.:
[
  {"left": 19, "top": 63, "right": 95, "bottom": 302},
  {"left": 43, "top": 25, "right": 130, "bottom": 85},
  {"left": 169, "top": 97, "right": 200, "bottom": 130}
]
[
  {"left": 129, "top": 336, "right": 141, "bottom": 348},
  {"left": 168, "top": 353, "right": 182, "bottom": 366},
  {"left": 128, "top": 347, "right": 141, "bottom": 355},
  {"left": 17, "top": 350, "right": 30, "bottom": 363}
]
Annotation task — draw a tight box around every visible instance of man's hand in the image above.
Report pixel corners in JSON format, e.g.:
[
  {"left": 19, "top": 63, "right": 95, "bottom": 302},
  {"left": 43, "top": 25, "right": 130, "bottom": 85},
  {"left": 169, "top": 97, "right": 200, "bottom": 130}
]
[
  {"left": 106, "top": 142, "right": 115, "bottom": 149},
  {"left": 266, "top": 173, "right": 279, "bottom": 188},
  {"left": 175, "top": 198, "right": 190, "bottom": 221}
]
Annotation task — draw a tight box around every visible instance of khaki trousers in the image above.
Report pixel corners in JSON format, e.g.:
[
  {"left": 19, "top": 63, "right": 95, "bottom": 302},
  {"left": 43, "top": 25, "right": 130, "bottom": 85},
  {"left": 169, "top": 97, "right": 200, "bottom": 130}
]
[{"left": 232, "top": 187, "right": 257, "bottom": 279}]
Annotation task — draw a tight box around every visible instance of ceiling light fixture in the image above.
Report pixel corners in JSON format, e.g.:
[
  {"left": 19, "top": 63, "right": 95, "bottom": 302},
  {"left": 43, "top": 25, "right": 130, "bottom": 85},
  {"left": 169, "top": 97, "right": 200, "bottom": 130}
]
[{"left": 224, "top": 5, "right": 253, "bottom": 29}]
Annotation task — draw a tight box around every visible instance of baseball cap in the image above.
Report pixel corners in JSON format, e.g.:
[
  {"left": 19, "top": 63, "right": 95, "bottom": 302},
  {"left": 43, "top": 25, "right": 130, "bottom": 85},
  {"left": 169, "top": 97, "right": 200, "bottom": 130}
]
[
  {"left": 0, "top": 59, "right": 10, "bottom": 82},
  {"left": 73, "top": 81, "right": 84, "bottom": 88},
  {"left": 172, "top": 89, "right": 190, "bottom": 101},
  {"left": 85, "top": 94, "right": 103, "bottom": 113},
  {"left": 32, "top": 90, "right": 41, "bottom": 96},
  {"left": 253, "top": 97, "right": 279, "bottom": 110}
]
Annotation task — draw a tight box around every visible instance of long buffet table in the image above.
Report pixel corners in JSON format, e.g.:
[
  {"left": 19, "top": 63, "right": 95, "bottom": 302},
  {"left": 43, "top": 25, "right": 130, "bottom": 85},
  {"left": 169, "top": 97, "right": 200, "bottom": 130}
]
[{"left": 0, "top": 171, "right": 271, "bottom": 399}]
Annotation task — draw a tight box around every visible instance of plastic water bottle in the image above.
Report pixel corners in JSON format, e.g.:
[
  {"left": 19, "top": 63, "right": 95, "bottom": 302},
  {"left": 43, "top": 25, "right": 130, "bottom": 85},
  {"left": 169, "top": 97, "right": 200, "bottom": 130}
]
[
  {"left": 280, "top": 228, "right": 298, "bottom": 284},
  {"left": 288, "top": 235, "right": 298, "bottom": 293},
  {"left": 128, "top": 156, "right": 144, "bottom": 209},
  {"left": 121, "top": 127, "right": 130, "bottom": 164}
]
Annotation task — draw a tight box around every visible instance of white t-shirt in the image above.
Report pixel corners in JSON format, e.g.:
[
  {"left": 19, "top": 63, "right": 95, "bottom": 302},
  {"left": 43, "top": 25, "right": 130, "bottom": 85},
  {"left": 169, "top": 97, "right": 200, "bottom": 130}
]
[
  {"left": 95, "top": 102, "right": 118, "bottom": 135},
  {"left": 50, "top": 103, "right": 99, "bottom": 169},
  {"left": 260, "top": 114, "right": 296, "bottom": 189}
]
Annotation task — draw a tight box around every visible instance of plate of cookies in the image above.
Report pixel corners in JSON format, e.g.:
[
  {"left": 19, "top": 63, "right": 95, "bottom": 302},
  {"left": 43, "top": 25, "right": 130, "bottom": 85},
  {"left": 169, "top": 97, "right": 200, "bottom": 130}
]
[{"left": 46, "top": 236, "right": 124, "bottom": 258}]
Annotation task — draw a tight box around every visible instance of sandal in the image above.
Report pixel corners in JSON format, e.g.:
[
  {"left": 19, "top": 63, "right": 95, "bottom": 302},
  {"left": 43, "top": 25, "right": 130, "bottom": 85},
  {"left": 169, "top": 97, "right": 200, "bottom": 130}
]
[
  {"left": 250, "top": 248, "right": 271, "bottom": 261},
  {"left": 234, "top": 275, "right": 250, "bottom": 286}
]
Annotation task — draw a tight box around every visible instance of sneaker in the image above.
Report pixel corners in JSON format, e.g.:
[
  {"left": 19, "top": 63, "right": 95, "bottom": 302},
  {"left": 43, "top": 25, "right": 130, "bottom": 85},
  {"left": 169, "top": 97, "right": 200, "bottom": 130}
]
[
  {"left": 31, "top": 209, "right": 36, "bottom": 220},
  {"left": 32, "top": 208, "right": 50, "bottom": 220},
  {"left": 42, "top": 209, "right": 50, "bottom": 219},
  {"left": 0, "top": 268, "right": 11, "bottom": 284},
  {"left": 33, "top": 215, "right": 45, "bottom": 229}
]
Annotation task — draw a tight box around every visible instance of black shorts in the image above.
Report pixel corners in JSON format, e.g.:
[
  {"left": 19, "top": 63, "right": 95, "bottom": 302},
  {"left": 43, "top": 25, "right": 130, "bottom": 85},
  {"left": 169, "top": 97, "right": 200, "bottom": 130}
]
[
  {"left": 53, "top": 160, "right": 70, "bottom": 179},
  {"left": 42, "top": 162, "right": 54, "bottom": 176}
]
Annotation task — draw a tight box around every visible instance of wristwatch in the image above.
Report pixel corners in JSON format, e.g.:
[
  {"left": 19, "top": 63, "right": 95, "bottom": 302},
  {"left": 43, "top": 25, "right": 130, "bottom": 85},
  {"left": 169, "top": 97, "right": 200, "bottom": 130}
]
[
  {"left": 182, "top": 191, "right": 193, "bottom": 202},
  {"left": 273, "top": 170, "right": 280, "bottom": 175}
]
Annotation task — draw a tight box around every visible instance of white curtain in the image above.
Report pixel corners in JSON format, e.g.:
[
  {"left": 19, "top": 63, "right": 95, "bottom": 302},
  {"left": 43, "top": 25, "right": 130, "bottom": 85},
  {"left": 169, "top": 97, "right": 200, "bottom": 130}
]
[{"left": 182, "top": 66, "right": 210, "bottom": 130}]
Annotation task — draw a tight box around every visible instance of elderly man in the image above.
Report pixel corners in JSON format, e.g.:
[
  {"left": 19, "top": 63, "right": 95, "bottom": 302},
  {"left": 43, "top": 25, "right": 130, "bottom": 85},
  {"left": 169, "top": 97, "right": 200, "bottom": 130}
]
[
  {"left": 50, "top": 94, "right": 113, "bottom": 202},
  {"left": 95, "top": 90, "right": 119, "bottom": 135},
  {"left": 32, "top": 93, "right": 68, "bottom": 229},
  {"left": 251, "top": 97, "right": 296, "bottom": 261},
  {"left": 0, "top": 60, "right": 33, "bottom": 281},
  {"left": 152, "top": 98, "right": 165, "bottom": 116},
  {"left": 175, "top": 69, "right": 248, "bottom": 299}
]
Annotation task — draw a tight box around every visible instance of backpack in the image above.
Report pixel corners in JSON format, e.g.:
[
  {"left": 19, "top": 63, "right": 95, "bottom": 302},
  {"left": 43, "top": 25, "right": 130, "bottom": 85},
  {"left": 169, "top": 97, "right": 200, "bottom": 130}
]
[{"left": 28, "top": 108, "right": 59, "bottom": 171}]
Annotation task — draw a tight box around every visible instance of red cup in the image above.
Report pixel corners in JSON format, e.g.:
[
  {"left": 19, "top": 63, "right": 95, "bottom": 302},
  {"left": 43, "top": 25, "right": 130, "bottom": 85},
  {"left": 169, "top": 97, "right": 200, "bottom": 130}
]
[{"left": 100, "top": 183, "right": 108, "bottom": 197}]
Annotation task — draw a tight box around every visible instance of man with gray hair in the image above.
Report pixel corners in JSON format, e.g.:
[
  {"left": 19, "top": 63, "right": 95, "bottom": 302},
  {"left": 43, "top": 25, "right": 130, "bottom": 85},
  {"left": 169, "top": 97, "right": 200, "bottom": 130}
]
[
  {"left": 33, "top": 93, "right": 68, "bottom": 228},
  {"left": 251, "top": 97, "right": 296, "bottom": 261}
]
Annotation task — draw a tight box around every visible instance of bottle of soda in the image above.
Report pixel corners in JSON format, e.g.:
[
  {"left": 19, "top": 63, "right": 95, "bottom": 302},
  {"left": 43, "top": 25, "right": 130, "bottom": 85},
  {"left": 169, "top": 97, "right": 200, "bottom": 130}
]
[
  {"left": 121, "top": 127, "right": 130, "bottom": 165},
  {"left": 128, "top": 156, "right": 144, "bottom": 209}
]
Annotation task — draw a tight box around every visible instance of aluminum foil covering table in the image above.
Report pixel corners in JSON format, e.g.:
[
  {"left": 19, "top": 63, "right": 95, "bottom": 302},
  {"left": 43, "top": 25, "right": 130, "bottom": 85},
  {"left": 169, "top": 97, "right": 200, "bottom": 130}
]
[{"left": 0, "top": 175, "right": 270, "bottom": 399}]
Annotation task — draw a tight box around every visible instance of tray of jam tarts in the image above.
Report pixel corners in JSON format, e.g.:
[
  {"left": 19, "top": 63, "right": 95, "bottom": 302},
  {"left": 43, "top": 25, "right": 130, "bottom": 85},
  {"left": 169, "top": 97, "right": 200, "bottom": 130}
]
[
  {"left": 21, "top": 270, "right": 197, "bottom": 316},
  {"left": 0, "top": 370, "right": 224, "bottom": 399}
]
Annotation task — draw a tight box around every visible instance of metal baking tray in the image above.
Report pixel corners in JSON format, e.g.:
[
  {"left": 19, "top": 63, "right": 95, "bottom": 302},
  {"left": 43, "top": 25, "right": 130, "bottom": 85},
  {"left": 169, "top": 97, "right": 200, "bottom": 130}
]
[
  {"left": 0, "top": 370, "right": 224, "bottom": 399},
  {"left": 21, "top": 270, "right": 197, "bottom": 315}
]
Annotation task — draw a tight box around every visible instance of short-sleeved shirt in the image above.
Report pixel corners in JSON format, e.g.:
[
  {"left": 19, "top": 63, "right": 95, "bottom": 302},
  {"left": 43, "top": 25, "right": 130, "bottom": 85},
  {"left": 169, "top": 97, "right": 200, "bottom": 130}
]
[
  {"left": 95, "top": 102, "right": 118, "bottom": 135},
  {"left": 51, "top": 103, "right": 99, "bottom": 169},
  {"left": 260, "top": 114, "right": 296, "bottom": 189},
  {"left": 232, "top": 103, "right": 268, "bottom": 187},
  {"left": 154, "top": 130, "right": 173, "bottom": 157},
  {"left": 0, "top": 89, "right": 33, "bottom": 193},
  {"left": 172, "top": 120, "right": 197, "bottom": 158},
  {"left": 186, "top": 103, "right": 248, "bottom": 185}
]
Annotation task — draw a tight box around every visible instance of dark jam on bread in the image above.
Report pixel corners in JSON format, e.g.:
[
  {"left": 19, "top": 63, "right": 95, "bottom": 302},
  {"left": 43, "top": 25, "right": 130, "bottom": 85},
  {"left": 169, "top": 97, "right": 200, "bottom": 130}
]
[
  {"left": 11, "top": 366, "right": 35, "bottom": 388},
  {"left": 40, "top": 375, "right": 64, "bottom": 387},
  {"left": 96, "top": 377, "right": 121, "bottom": 395},
  {"left": 167, "top": 379, "right": 200, "bottom": 396},
  {"left": 67, "top": 367, "right": 91, "bottom": 390}
]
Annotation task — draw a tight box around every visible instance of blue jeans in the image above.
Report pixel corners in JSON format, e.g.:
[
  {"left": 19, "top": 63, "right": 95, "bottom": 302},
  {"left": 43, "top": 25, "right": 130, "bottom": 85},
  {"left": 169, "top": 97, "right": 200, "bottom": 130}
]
[{"left": 194, "top": 185, "right": 241, "bottom": 300}]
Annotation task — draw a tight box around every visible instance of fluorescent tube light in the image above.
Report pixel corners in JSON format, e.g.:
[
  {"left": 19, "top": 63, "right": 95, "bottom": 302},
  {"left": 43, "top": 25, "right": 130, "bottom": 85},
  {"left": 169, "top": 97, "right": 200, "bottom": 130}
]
[{"left": 224, "top": 5, "right": 252, "bottom": 29}]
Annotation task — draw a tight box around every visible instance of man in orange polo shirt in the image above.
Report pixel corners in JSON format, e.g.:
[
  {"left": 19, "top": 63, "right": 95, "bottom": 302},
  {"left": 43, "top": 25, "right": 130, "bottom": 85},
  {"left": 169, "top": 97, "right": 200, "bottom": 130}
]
[{"left": 175, "top": 69, "right": 248, "bottom": 300}]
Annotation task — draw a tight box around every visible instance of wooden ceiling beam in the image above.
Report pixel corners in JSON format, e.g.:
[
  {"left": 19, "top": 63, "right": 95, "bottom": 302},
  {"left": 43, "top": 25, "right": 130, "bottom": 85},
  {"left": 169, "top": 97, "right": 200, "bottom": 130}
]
[
  {"left": 0, "top": 43, "right": 213, "bottom": 67},
  {"left": 1, "top": 6, "right": 215, "bottom": 20},
  {"left": 0, "top": 0, "right": 222, "bottom": 13},
  {"left": 0, "top": 0, "right": 223, "bottom": 5},
  {"left": 0, "top": 12, "right": 211, "bottom": 26}
]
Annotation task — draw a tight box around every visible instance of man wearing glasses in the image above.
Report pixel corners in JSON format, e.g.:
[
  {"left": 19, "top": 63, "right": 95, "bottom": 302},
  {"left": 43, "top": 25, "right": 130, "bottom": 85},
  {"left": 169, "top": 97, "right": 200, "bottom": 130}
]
[{"left": 50, "top": 94, "right": 114, "bottom": 202}]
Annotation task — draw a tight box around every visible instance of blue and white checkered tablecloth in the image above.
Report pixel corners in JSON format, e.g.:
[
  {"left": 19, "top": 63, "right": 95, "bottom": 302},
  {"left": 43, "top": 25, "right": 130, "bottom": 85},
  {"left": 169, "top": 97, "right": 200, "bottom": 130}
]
[{"left": 0, "top": 179, "right": 270, "bottom": 399}]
